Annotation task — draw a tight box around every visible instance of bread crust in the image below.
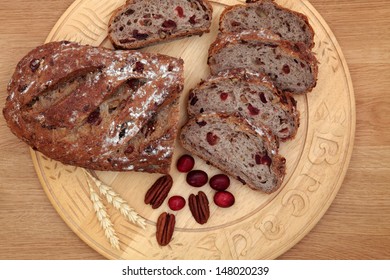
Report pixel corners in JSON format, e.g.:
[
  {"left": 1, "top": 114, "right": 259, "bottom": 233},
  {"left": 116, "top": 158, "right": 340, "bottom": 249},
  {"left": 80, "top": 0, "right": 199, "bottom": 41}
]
[
  {"left": 3, "top": 41, "right": 184, "bottom": 173},
  {"left": 108, "top": 0, "right": 213, "bottom": 49}
]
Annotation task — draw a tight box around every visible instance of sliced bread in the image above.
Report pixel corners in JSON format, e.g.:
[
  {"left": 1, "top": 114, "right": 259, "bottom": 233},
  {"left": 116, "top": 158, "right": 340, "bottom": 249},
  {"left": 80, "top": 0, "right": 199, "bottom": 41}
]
[
  {"left": 219, "top": 0, "right": 315, "bottom": 49},
  {"left": 208, "top": 30, "right": 318, "bottom": 94},
  {"left": 187, "top": 69, "right": 299, "bottom": 141},
  {"left": 180, "top": 113, "right": 286, "bottom": 193},
  {"left": 108, "top": 0, "right": 213, "bottom": 49}
]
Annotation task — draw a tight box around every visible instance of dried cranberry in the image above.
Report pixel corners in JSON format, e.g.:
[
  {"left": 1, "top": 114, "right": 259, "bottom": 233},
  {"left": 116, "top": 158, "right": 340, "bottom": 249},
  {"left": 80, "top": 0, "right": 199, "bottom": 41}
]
[
  {"left": 190, "top": 95, "right": 198, "bottom": 105},
  {"left": 259, "top": 92, "right": 267, "bottom": 103},
  {"left": 175, "top": 6, "right": 185, "bottom": 18},
  {"left": 132, "top": 30, "right": 149, "bottom": 40},
  {"left": 196, "top": 120, "right": 207, "bottom": 127},
  {"left": 282, "top": 64, "right": 290, "bottom": 74},
  {"left": 214, "top": 191, "right": 235, "bottom": 208},
  {"left": 133, "top": 61, "right": 144, "bottom": 73},
  {"left": 260, "top": 154, "right": 272, "bottom": 166},
  {"left": 168, "top": 196, "right": 186, "bottom": 211},
  {"left": 87, "top": 108, "right": 101, "bottom": 125},
  {"left": 247, "top": 104, "right": 260, "bottom": 115},
  {"left": 141, "top": 118, "right": 156, "bottom": 137},
  {"left": 30, "top": 59, "right": 40, "bottom": 72},
  {"left": 206, "top": 132, "right": 219, "bottom": 146},
  {"left": 231, "top": 20, "right": 241, "bottom": 27},
  {"left": 18, "top": 84, "right": 28, "bottom": 92},
  {"left": 220, "top": 92, "right": 228, "bottom": 101},
  {"left": 162, "top": 20, "right": 177, "bottom": 29},
  {"left": 209, "top": 174, "right": 230, "bottom": 191},
  {"left": 186, "top": 170, "right": 208, "bottom": 187},
  {"left": 124, "top": 145, "right": 134, "bottom": 155},
  {"left": 176, "top": 154, "right": 195, "bottom": 173},
  {"left": 125, "top": 9, "right": 135, "bottom": 15},
  {"left": 189, "top": 15, "right": 196, "bottom": 25}
]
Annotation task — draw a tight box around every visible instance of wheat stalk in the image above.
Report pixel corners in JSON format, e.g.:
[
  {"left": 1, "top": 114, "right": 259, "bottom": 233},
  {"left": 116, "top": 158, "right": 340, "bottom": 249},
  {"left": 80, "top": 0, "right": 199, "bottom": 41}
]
[
  {"left": 87, "top": 180, "right": 120, "bottom": 250},
  {"left": 84, "top": 170, "right": 146, "bottom": 229}
]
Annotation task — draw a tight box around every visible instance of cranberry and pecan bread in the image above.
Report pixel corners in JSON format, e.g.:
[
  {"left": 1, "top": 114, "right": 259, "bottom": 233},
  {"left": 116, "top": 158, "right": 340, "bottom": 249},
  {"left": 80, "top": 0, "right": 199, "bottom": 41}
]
[
  {"left": 219, "top": 0, "right": 315, "bottom": 49},
  {"left": 108, "top": 0, "right": 213, "bottom": 49},
  {"left": 3, "top": 41, "right": 184, "bottom": 173},
  {"left": 187, "top": 69, "right": 299, "bottom": 141},
  {"left": 180, "top": 113, "right": 286, "bottom": 193},
  {"left": 208, "top": 30, "right": 318, "bottom": 94}
]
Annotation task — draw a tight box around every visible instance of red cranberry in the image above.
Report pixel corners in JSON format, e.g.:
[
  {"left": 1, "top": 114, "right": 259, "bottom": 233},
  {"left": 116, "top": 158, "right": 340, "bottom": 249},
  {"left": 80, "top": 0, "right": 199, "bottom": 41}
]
[
  {"left": 176, "top": 154, "right": 195, "bottom": 173},
  {"left": 162, "top": 20, "right": 177, "bottom": 29},
  {"left": 220, "top": 92, "right": 228, "bottom": 101},
  {"left": 209, "top": 174, "right": 230, "bottom": 191},
  {"left": 87, "top": 109, "right": 101, "bottom": 125},
  {"left": 189, "top": 15, "right": 196, "bottom": 25},
  {"left": 282, "top": 64, "right": 290, "bottom": 74},
  {"left": 186, "top": 170, "right": 208, "bottom": 187},
  {"left": 260, "top": 154, "right": 272, "bottom": 166},
  {"left": 133, "top": 29, "right": 149, "bottom": 40},
  {"left": 259, "top": 92, "right": 267, "bottom": 103},
  {"left": 175, "top": 6, "right": 185, "bottom": 18},
  {"left": 168, "top": 196, "right": 186, "bottom": 211},
  {"left": 248, "top": 104, "right": 260, "bottom": 115},
  {"left": 206, "top": 132, "right": 219, "bottom": 146},
  {"left": 133, "top": 61, "right": 144, "bottom": 73},
  {"left": 214, "top": 191, "right": 235, "bottom": 208}
]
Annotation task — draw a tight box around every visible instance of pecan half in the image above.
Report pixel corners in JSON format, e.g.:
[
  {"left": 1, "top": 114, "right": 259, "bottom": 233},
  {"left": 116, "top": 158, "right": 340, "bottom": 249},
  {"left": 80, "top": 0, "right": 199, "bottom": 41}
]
[
  {"left": 188, "top": 191, "right": 210, "bottom": 224},
  {"left": 156, "top": 212, "right": 175, "bottom": 246},
  {"left": 144, "top": 175, "right": 173, "bottom": 209}
]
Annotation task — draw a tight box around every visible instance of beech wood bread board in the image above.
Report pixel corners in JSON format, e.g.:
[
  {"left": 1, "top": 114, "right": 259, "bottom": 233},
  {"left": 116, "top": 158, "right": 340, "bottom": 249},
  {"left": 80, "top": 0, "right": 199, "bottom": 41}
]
[{"left": 31, "top": 0, "right": 355, "bottom": 259}]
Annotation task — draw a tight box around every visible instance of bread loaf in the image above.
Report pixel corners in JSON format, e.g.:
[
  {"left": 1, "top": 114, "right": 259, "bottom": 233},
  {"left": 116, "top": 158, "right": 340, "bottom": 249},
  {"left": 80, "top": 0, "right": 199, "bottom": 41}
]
[
  {"left": 187, "top": 69, "right": 299, "bottom": 141},
  {"left": 208, "top": 30, "right": 318, "bottom": 94},
  {"left": 108, "top": 0, "right": 213, "bottom": 49},
  {"left": 180, "top": 113, "right": 286, "bottom": 193},
  {"left": 3, "top": 41, "right": 184, "bottom": 173},
  {"left": 219, "top": 0, "right": 315, "bottom": 49}
]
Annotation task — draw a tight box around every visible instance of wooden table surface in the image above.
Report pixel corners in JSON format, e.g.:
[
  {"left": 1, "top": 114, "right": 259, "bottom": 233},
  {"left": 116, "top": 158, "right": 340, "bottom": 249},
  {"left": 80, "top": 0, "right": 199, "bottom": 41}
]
[{"left": 0, "top": 0, "right": 389, "bottom": 260}]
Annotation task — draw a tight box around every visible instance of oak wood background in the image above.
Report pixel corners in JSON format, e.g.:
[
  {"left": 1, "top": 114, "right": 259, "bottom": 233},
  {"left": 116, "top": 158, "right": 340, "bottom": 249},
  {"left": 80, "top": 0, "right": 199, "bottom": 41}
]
[{"left": 0, "top": 0, "right": 389, "bottom": 259}]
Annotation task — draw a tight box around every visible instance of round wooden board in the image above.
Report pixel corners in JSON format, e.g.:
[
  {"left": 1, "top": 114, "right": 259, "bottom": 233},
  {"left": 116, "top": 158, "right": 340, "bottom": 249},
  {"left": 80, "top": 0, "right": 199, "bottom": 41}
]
[{"left": 31, "top": 0, "right": 355, "bottom": 259}]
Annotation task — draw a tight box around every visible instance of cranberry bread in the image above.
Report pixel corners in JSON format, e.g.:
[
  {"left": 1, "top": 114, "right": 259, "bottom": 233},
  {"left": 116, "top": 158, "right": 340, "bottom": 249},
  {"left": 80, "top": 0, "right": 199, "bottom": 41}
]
[
  {"left": 208, "top": 30, "right": 318, "bottom": 94},
  {"left": 108, "top": 0, "right": 213, "bottom": 49},
  {"left": 180, "top": 113, "right": 286, "bottom": 193},
  {"left": 219, "top": 0, "right": 315, "bottom": 49},
  {"left": 187, "top": 69, "right": 299, "bottom": 141},
  {"left": 3, "top": 41, "right": 184, "bottom": 173}
]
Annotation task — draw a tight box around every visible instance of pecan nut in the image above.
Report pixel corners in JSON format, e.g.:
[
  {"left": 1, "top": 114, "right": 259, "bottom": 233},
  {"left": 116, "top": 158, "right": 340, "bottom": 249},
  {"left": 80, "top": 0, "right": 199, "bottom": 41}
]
[
  {"left": 144, "top": 175, "right": 173, "bottom": 209},
  {"left": 156, "top": 212, "right": 175, "bottom": 246},
  {"left": 188, "top": 191, "right": 210, "bottom": 224}
]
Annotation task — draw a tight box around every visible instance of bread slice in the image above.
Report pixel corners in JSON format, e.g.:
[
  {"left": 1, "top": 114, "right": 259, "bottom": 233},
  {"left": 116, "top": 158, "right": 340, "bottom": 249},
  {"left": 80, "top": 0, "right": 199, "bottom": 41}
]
[
  {"left": 3, "top": 41, "right": 184, "bottom": 173},
  {"left": 108, "top": 0, "right": 213, "bottom": 49},
  {"left": 180, "top": 113, "right": 286, "bottom": 193},
  {"left": 187, "top": 68, "right": 299, "bottom": 141},
  {"left": 208, "top": 30, "right": 318, "bottom": 94},
  {"left": 219, "top": 0, "right": 315, "bottom": 49}
]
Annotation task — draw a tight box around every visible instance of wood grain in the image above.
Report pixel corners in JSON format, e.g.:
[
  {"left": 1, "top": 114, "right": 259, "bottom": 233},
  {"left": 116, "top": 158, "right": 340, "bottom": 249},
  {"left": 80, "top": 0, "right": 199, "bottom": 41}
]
[{"left": 0, "top": 0, "right": 389, "bottom": 259}]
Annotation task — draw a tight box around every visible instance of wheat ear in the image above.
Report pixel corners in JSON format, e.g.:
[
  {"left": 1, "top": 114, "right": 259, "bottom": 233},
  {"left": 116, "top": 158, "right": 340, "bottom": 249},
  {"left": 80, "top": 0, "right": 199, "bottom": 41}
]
[
  {"left": 84, "top": 170, "right": 146, "bottom": 229},
  {"left": 87, "top": 180, "right": 120, "bottom": 250}
]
